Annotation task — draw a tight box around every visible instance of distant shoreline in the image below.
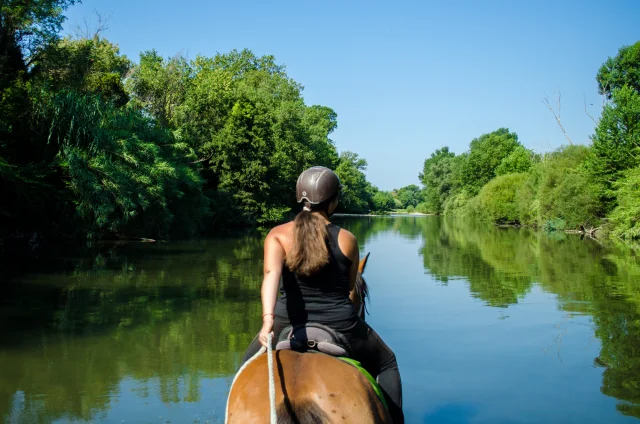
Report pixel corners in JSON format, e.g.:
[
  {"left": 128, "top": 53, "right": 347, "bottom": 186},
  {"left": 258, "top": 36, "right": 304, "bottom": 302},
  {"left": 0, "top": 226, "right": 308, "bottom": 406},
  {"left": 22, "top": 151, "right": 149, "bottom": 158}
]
[{"left": 333, "top": 212, "right": 434, "bottom": 217}]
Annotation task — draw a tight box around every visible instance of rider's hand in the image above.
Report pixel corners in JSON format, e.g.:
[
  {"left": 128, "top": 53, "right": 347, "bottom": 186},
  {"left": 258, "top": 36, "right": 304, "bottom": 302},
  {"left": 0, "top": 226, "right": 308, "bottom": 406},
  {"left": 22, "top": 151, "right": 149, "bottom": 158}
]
[{"left": 259, "top": 315, "right": 274, "bottom": 348}]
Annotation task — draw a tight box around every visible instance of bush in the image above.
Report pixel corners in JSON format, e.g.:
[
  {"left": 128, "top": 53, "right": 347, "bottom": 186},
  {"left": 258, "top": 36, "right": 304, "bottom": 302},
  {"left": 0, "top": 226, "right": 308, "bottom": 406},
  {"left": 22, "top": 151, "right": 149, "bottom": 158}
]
[
  {"left": 407, "top": 205, "right": 415, "bottom": 213},
  {"left": 542, "top": 218, "right": 567, "bottom": 232},
  {"left": 536, "top": 146, "right": 602, "bottom": 229},
  {"left": 415, "top": 202, "right": 431, "bottom": 214},
  {"left": 443, "top": 190, "right": 473, "bottom": 217},
  {"left": 474, "top": 173, "right": 528, "bottom": 224},
  {"left": 609, "top": 166, "right": 640, "bottom": 240}
]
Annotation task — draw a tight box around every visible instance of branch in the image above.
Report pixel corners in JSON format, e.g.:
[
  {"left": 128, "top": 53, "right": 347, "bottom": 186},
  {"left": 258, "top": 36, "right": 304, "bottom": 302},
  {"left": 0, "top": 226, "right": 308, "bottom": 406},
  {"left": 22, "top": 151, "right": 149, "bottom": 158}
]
[
  {"left": 583, "top": 93, "right": 598, "bottom": 125},
  {"left": 543, "top": 91, "right": 573, "bottom": 145}
]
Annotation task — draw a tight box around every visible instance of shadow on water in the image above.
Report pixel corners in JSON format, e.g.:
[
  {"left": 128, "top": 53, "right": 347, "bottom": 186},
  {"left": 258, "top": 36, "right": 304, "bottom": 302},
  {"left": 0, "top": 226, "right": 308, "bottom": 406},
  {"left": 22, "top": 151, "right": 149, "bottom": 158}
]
[
  {"left": 0, "top": 236, "right": 265, "bottom": 423},
  {"left": 1, "top": 215, "right": 640, "bottom": 422}
]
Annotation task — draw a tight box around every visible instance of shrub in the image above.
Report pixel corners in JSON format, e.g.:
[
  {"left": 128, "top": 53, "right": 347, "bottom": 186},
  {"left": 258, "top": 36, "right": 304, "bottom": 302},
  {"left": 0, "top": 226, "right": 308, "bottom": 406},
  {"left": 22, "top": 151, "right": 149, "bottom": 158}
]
[
  {"left": 609, "top": 166, "right": 640, "bottom": 240},
  {"left": 474, "top": 173, "right": 528, "bottom": 224}
]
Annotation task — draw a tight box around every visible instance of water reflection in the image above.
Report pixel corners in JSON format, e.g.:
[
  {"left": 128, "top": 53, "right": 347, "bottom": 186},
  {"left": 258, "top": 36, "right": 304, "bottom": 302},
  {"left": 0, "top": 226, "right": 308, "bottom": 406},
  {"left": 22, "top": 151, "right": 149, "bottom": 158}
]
[
  {"left": 341, "top": 215, "right": 640, "bottom": 419},
  {"left": 1, "top": 237, "right": 264, "bottom": 423},
  {"left": 1, "top": 216, "right": 640, "bottom": 422}
]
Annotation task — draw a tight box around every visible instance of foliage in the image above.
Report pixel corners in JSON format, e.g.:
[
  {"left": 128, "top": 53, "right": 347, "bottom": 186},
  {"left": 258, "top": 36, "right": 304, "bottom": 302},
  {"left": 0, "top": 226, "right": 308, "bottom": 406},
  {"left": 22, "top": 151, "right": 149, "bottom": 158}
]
[
  {"left": 597, "top": 41, "right": 640, "bottom": 99},
  {"left": 461, "top": 128, "right": 521, "bottom": 195},
  {"left": 495, "top": 145, "right": 534, "bottom": 176},
  {"left": 609, "top": 166, "right": 640, "bottom": 240},
  {"left": 406, "top": 205, "right": 415, "bottom": 213},
  {"left": 372, "top": 191, "right": 396, "bottom": 212},
  {"left": 394, "top": 184, "right": 423, "bottom": 208},
  {"left": 536, "top": 145, "right": 602, "bottom": 229},
  {"left": 33, "top": 36, "right": 132, "bottom": 105},
  {"left": 588, "top": 85, "right": 640, "bottom": 206},
  {"left": 1, "top": 0, "right": 375, "bottom": 242},
  {"left": 335, "top": 151, "right": 373, "bottom": 213},
  {"left": 0, "top": 0, "right": 78, "bottom": 63},
  {"left": 475, "top": 173, "right": 528, "bottom": 224},
  {"left": 38, "top": 90, "right": 208, "bottom": 238},
  {"left": 419, "top": 148, "right": 467, "bottom": 214},
  {"left": 126, "top": 49, "right": 190, "bottom": 127}
]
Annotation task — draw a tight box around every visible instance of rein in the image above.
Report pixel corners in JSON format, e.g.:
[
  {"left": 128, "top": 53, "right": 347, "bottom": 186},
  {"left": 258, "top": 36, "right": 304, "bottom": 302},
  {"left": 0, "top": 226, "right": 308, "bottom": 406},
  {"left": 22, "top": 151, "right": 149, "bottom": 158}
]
[{"left": 267, "top": 333, "right": 276, "bottom": 424}]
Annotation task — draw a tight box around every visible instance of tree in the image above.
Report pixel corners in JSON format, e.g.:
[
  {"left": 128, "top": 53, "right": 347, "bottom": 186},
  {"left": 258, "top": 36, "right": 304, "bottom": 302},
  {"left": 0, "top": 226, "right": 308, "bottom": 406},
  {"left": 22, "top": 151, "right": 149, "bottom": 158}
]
[
  {"left": 419, "top": 147, "right": 464, "bottom": 214},
  {"left": 126, "top": 50, "right": 191, "bottom": 127},
  {"left": 461, "top": 128, "right": 521, "bottom": 195},
  {"left": 395, "top": 184, "right": 423, "bottom": 208},
  {"left": 496, "top": 145, "right": 534, "bottom": 176},
  {"left": 33, "top": 36, "right": 132, "bottom": 106},
  {"left": 587, "top": 85, "right": 640, "bottom": 208},
  {"left": 597, "top": 41, "right": 640, "bottom": 99},
  {"left": 335, "top": 151, "right": 373, "bottom": 213},
  {"left": 372, "top": 191, "right": 396, "bottom": 212}
]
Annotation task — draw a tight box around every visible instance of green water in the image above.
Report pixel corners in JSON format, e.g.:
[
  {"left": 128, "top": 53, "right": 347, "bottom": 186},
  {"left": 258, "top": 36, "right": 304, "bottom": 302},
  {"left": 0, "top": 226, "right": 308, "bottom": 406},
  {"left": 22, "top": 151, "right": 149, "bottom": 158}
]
[{"left": 1, "top": 216, "right": 639, "bottom": 423}]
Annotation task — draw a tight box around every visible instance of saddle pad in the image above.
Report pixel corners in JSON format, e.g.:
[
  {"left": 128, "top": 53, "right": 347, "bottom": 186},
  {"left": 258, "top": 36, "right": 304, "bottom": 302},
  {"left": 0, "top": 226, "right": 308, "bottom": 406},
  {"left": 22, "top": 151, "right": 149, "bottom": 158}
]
[{"left": 338, "top": 357, "right": 388, "bottom": 410}]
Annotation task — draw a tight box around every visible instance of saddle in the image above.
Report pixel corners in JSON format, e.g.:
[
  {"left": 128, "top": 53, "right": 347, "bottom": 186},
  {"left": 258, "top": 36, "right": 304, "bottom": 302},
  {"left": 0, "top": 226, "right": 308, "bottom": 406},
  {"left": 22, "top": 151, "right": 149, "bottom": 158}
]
[{"left": 275, "top": 322, "right": 353, "bottom": 357}]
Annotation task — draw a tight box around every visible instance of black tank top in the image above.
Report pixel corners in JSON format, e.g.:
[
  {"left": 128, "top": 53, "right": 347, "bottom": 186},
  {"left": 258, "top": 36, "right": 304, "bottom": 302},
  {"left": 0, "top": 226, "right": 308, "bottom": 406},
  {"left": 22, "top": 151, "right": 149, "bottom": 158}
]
[{"left": 274, "top": 223, "right": 357, "bottom": 329}]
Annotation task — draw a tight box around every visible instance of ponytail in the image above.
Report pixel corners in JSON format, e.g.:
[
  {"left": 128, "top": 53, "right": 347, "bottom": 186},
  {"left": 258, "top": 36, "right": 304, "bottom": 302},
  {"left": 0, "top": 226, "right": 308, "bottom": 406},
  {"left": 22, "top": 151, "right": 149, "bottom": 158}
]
[{"left": 285, "top": 203, "right": 330, "bottom": 276}]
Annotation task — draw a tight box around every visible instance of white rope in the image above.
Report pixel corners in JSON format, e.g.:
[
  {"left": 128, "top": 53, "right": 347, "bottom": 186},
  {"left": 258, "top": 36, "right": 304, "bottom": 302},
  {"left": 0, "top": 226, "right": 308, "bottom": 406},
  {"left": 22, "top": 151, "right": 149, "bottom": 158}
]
[
  {"left": 224, "top": 333, "right": 277, "bottom": 424},
  {"left": 267, "top": 332, "right": 277, "bottom": 424}
]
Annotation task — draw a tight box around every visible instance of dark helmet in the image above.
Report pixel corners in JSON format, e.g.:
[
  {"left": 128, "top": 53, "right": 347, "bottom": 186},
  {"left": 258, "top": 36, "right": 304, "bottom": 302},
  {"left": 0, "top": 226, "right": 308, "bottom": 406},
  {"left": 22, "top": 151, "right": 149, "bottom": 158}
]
[{"left": 296, "top": 166, "right": 342, "bottom": 204}]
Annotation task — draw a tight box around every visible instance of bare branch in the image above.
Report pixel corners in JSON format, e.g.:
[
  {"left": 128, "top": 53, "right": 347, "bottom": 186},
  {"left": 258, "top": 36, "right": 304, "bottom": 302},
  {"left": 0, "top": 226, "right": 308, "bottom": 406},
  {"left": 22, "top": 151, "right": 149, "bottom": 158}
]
[
  {"left": 583, "top": 93, "right": 598, "bottom": 125},
  {"left": 543, "top": 90, "right": 573, "bottom": 145},
  {"left": 73, "top": 9, "right": 111, "bottom": 39}
]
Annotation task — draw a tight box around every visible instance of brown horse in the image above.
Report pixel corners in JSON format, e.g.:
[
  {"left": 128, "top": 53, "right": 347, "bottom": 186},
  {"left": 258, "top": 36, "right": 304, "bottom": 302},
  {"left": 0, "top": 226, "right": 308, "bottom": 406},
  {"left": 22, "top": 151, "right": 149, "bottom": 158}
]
[{"left": 226, "top": 253, "right": 392, "bottom": 424}]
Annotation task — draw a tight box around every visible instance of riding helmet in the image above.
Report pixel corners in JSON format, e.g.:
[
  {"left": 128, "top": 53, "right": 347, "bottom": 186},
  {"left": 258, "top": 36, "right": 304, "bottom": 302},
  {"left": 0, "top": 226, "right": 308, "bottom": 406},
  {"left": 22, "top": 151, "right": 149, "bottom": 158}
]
[{"left": 296, "top": 166, "right": 342, "bottom": 204}]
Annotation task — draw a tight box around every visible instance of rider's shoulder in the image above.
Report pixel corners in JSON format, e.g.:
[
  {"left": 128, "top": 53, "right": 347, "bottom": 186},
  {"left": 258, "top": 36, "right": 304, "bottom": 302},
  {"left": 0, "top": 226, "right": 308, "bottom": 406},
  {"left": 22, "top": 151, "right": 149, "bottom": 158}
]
[
  {"left": 267, "top": 221, "right": 295, "bottom": 239},
  {"left": 336, "top": 226, "right": 357, "bottom": 245}
]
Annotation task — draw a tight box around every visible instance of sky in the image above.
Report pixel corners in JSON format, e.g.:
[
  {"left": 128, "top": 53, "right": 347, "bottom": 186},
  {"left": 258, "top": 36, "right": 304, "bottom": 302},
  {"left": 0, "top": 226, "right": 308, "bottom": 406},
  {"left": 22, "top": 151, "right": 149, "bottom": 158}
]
[{"left": 62, "top": 0, "right": 640, "bottom": 191}]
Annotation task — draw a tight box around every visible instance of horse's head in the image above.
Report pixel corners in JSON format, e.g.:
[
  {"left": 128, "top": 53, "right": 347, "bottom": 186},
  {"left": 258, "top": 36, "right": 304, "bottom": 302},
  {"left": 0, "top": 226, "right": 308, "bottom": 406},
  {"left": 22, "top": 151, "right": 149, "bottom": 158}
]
[{"left": 355, "top": 252, "right": 370, "bottom": 321}]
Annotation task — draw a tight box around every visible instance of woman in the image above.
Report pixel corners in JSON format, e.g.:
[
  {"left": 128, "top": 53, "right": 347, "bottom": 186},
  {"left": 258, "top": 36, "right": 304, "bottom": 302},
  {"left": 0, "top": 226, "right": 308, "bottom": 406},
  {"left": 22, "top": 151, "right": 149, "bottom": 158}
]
[{"left": 242, "top": 166, "right": 404, "bottom": 423}]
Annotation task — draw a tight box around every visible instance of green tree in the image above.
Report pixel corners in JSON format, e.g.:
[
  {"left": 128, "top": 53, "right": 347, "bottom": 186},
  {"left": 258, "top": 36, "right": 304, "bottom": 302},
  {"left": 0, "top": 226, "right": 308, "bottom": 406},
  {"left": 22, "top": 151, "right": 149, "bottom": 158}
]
[
  {"left": 395, "top": 184, "right": 423, "bottom": 208},
  {"left": 33, "top": 36, "right": 132, "bottom": 105},
  {"left": 335, "top": 151, "right": 373, "bottom": 213},
  {"left": 536, "top": 145, "right": 602, "bottom": 229},
  {"left": 372, "top": 191, "right": 396, "bottom": 212},
  {"left": 462, "top": 128, "right": 521, "bottom": 195},
  {"left": 126, "top": 50, "right": 191, "bottom": 127},
  {"left": 496, "top": 145, "right": 534, "bottom": 176},
  {"left": 588, "top": 85, "right": 640, "bottom": 204},
  {"left": 419, "top": 147, "right": 457, "bottom": 213},
  {"left": 473, "top": 173, "right": 528, "bottom": 224},
  {"left": 608, "top": 166, "right": 640, "bottom": 240},
  {"left": 172, "top": 50, "right": 340, "bottom": 224},
  {"left": 597, "top": 41, "right": 640, "bottom": 99},
  {"left": 39, "top": 90, "right": 208, "bottom": 238}
]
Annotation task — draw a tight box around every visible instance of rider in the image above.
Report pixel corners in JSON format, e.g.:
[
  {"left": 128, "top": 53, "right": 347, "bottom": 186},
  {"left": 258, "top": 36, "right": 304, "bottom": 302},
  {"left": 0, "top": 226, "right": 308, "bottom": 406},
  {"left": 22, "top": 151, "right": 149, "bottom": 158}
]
[{"left": 242, "top": 166, "right": 404, "bottom": 423}]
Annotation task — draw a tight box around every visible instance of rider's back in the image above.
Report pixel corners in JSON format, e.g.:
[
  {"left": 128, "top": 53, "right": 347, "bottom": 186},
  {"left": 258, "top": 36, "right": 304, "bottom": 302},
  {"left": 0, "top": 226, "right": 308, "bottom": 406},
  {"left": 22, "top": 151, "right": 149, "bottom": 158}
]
[{"left": 274, "top": 223, "right": 357, "bottom": 331}]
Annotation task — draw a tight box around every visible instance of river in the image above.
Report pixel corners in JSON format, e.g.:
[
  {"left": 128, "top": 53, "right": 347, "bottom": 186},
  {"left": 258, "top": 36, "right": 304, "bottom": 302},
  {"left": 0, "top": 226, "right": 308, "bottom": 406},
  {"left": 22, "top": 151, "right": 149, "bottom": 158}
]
[{"left": 1, "top": 216, "right": 639, "bottom": 423}]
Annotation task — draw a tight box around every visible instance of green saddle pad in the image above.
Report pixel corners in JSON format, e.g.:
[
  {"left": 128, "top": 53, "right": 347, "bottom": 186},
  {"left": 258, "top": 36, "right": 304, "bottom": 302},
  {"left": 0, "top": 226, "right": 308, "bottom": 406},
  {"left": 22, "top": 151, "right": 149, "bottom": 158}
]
[{"left": 338, "top": 357, "right": 388, "bottom": 410}]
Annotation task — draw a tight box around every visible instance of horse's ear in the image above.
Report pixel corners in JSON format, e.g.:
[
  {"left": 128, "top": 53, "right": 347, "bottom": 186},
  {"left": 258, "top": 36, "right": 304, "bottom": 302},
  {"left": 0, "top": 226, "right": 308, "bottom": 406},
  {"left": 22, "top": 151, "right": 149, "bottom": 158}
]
[{"left": 358, "top": 252, "right": 370, "bottom": 273}]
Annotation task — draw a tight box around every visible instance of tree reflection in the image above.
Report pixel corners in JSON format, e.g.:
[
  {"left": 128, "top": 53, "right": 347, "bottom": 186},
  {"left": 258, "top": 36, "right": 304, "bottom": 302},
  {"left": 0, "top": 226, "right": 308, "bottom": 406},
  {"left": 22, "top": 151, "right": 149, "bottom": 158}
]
[
  {"left": 1, "top": 236, "right": 263, "bottom": 423},
  {"left": 413, "top": 216, "right": 640, "bottom": 418}
]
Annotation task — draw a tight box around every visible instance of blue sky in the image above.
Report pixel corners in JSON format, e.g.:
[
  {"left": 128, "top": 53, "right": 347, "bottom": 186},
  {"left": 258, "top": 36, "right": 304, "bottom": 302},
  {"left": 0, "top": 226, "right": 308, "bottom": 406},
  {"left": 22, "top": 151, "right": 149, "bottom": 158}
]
[{"left": 63, "top": 0, "right": 640, "bottom": 191}]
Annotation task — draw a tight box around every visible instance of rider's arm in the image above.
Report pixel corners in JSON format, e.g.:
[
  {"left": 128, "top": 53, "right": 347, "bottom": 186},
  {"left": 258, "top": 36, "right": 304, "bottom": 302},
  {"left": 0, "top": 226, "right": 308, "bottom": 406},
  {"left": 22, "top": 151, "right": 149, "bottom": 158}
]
[
  {"left": 261, "top": 229, "right": 285, "bottom": 318},
  {"left": 338, "top": 230, "right": 360, "bottom": 307}
]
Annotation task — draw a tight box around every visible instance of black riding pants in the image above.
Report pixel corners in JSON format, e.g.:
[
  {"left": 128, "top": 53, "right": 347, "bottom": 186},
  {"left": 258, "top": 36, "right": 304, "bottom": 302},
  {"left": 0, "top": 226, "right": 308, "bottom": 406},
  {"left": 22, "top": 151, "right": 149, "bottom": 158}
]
[{"left": 241, "top": 315, "right": 404, "bottom": 424}]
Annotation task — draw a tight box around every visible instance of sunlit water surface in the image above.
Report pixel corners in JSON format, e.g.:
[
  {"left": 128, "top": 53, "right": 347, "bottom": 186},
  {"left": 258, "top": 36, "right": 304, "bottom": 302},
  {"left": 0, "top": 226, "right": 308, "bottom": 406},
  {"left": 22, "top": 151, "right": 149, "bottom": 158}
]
[{"left": 2, "top": 216, "right": 639, "bottom": 423}]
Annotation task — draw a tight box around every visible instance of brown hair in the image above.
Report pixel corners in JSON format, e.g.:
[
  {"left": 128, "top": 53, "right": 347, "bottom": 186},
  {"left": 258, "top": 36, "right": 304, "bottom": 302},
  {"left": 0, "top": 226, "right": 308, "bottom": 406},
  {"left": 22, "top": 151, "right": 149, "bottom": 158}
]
[{"left": 285, "top": 202, "right": 332, "bottom": 276}]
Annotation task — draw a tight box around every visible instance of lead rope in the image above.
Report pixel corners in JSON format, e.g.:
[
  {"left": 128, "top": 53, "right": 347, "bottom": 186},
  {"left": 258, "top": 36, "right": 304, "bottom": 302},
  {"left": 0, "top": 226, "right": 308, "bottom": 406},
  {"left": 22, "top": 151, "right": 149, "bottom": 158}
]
[
  {"left": 267, "top": 332, "right": 277, "bottom": 424},
  {"left": 224, "top": 334, "right": 277, "bottom": 424}
]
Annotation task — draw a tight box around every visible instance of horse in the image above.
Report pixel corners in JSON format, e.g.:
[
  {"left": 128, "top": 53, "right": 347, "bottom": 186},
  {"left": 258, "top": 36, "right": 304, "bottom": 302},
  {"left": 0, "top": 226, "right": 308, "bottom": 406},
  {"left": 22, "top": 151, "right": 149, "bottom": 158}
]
[{"left": 225, "top": 252, "right": 392, "bottom": 424}]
